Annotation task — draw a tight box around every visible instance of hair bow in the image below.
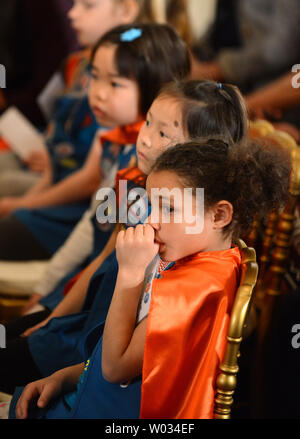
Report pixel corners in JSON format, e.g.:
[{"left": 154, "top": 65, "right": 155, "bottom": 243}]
[{"left": 120, "top": 28, "right": 142, "bottom": 42}]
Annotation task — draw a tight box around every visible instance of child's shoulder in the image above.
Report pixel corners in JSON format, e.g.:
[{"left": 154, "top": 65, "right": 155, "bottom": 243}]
[
  {"left": 63, "top": 49, "right": 91, "bottom": 87},
  {"left": 66, "top": 49, "right": 91, "bottom": 65},
  {"left": 116, "top": 167, "right": 146, "bottom": 186},
  {"left": 173, "top": 247, "right": 242, "bottom": 296},
  {"left": 179, "top": 247, "right": 242, "bottom": 272}
]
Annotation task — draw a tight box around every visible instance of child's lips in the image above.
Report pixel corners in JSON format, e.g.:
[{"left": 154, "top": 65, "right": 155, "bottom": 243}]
[
  {"left": 138, "top": 151, "right": 147, "bottom": 162},
  {"left": 72, "top": 26, "right": 81, "bottom": 34},
  {"left": 93, "top": 106, "right": 106, "bottom": 119},
  {"left": 155, "top": 238, "right": 165, "bottom": 250}
]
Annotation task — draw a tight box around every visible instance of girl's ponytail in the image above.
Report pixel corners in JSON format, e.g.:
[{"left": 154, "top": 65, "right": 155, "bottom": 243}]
[{"left": 218, "top": 83, "right": 248, "bottom": 145}]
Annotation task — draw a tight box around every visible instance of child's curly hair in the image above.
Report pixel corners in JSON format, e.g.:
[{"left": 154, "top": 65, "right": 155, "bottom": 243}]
[{"left": 151, "top": 138, "right": 291, "bottom": 240}]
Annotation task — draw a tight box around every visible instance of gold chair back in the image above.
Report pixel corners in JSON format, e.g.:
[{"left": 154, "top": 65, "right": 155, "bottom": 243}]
[
  {"left": 247, "top": 120, "right": 300, "bottom": 416},
  {"left": 248, "top": 119, "right": 299, "bottom": 306},
  {"left": 214, "top": 239, "right": 258, "bottom": 419}
]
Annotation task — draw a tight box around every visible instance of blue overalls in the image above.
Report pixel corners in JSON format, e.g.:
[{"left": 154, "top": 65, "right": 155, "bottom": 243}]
[
  {"left": 12, "top": 63, "right": 100, "bottom": 255},
  {"left": 9, "top": 173, "right": 149, "bottom": 419},
  {"left": 28, "top": 173, "right": 148, "bottom": 376},
  {"left": 39, "top": 142, "right": 137, "bottom": 311},
  {"left": 10, "top": 328, "right": 142, "bottom": 419}
]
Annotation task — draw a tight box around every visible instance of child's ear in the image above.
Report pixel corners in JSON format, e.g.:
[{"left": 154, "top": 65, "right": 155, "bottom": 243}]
[
  {"left": 120, "top": 0, "right": 140, "bottom": 23},
  {"left": 212, "top": 201, "right": 233, "bottom": 229}
]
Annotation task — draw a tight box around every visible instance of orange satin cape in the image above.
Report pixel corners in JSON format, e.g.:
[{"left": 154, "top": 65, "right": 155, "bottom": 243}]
[
  {"left": 140, "top": 246, "right": 242, "bottom": 419},
  {"left": 99, "top": 121, "right": 144, "bottom": 146}
]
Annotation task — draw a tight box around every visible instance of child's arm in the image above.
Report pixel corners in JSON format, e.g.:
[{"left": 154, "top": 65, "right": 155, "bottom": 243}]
[
  {"left": 0, "top": 137, "right": 101, "bottom": 216},
  {"left": 22, "top": 206, "right": 96, "bottom": 315},
  {"left": 21, "top": 138, "right": 102, "bottom": 208},
  {"left": 246, "top": 71, "right": 300, "bottom": 119},
  {"left": 0, "top": 154, "right": 53, "bottom": 216},
  {"left": 16, "top": 363, "right": 84, "bottom": 419},
  {"left": 23, "top": 149, "right": 50, "bottom": 174},
  {"left": 21, "top": 224, "right": 120, "bottom": 337},
  {"left": 24, "top": 152, "right": 54, "bottom": 195},
  {"left": 102, "top": 224, "right": 159, "bottom": 383}
]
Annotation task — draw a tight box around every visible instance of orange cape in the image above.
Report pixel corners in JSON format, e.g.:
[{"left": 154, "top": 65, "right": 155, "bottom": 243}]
[
  {"left": 99, "top": 121, "right": 144, "bottom": 146},
  {"left": 140, "top": 247, "right": 241, "bottom": 419}
]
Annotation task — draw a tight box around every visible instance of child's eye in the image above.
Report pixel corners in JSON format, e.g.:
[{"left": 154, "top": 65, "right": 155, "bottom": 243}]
[
  {"left": 145, "top": 119, "right": 151, "bottom": 127},
  {"left": 90, "top": 72, "right": 98, "bottom": 80},
  {"left": 83, "top": 0, "right": 96, "bottom": 9},
  {"left": 111, "top": 81, "right": 121, "bottom": 88},
  {"left": 88, "top": 65, "right": 98, "bottom": 80},
  {"left": 160, "top": 131, "right": 168, "bottom": 139},
  {"left": 162, "top": 205, "right": 174, "bottom": 214}
]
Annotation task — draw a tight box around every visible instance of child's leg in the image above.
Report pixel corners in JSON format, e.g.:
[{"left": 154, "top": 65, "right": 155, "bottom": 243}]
[
  {"left": 0, "top": 152, "right": 39, "bottom": 196},
  {"left": 0, "top": 216, "right": 50, "bottom": 260},
  {"left": 0, "top": 152, "right": 21, "bottom": 172},
  {"left": 5, "top": 309, "right": 51, "bottom": 342},
  {"left": 0, "top": 169, "right": 40, "bottom": 197}
]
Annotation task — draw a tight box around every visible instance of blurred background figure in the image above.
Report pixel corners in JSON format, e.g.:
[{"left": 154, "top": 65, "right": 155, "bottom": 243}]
[
  {"left": 246, "top": 68, "right": 300, "bottom": 142},
  {"left": 0, "top": 0, "right": 79, "bottom": 128},
  {"left": 191, "top": 0, "right": 300, "bottom": 140}
]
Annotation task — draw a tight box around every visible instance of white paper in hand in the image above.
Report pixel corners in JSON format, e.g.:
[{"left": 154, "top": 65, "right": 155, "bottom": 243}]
[{"left": 0, "top": 107, "right": 46, "bottom": 160}]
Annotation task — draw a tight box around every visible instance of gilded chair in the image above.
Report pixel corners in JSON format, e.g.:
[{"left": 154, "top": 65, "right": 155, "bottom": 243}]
[
  {"left": 0, "top": 294, "right": 29, "bottom": 324},
  {"left": 256, "top": 140, "right": 300, "bottom": 344},
  {"left": 247, "top": 120, "right": 299, "bottom": 308},
  {"left": 214, "top": 239, "right": 258, "bottom": 419},
  {"left": 246, "top": 120, "right": 300, "bottom": 417}
]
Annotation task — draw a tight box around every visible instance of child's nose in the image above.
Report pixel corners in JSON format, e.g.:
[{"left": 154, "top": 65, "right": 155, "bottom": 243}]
[
  {"left": 142, "top": 133, "right": 151, "bottom": 149},
  {"left": 95, "top": 83, "right": 108, "bottom": 101},
  {"left": 68, "top": 4, "right": 79, "bottom": 20},
  {"left": 146, "top": 213, "right": 160, "bottom": 230}
]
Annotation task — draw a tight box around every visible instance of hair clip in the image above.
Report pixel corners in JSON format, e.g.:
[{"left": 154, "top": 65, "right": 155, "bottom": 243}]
[
  {"left": 120, "top": 28, "right": 142, "bottom": 42},
  {"left": 218, "top": 83, "right": 223, "bottom": 89}
]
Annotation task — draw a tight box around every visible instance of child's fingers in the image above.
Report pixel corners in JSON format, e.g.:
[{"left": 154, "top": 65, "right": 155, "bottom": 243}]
[
  {"left": 124, "top": 226, "right": 134, "bottom": 240},
  {"left": 16, "top": 383, "right": 40, "bottom": 419},
  {"left": 37, "top": 382, "right": 57, "bottom": 408},
  {"left": 143, "top": 223, "right": 155, "bottom": 239},
  {"left": 116, "top": 229, "right": 125, "bottom": 247},
  {"left": 135, "top": 224, "right": 146, "bottom": 239}
]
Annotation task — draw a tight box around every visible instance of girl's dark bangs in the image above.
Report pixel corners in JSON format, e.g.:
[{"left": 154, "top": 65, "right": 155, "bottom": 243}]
[{"left": 115, "top": 45, "right": 138, "bottom": 79}]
